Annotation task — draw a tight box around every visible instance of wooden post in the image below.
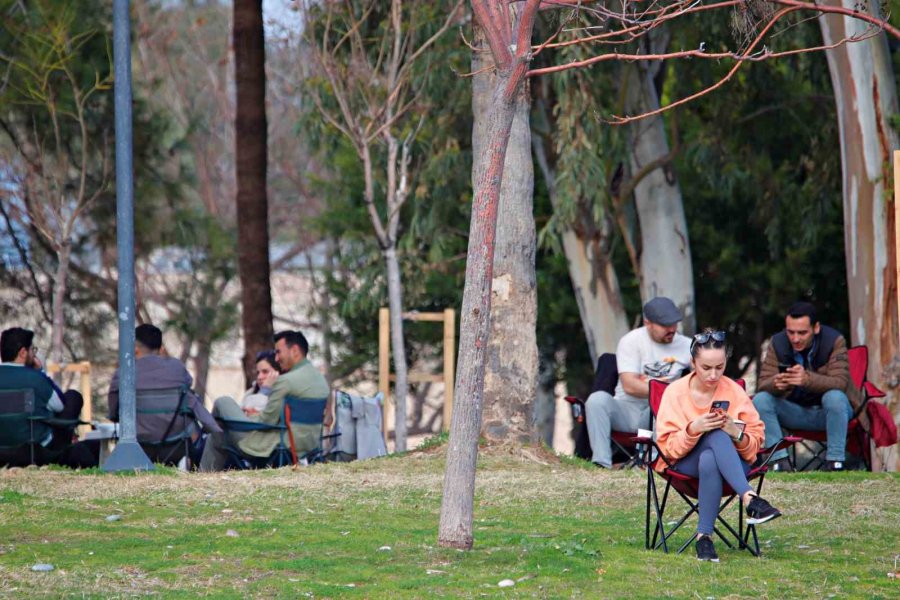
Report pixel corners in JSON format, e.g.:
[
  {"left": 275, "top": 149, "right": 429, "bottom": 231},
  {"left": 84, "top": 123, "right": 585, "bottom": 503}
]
[
  {"left": 46, "top": 361, "right": 93, "bottom": 436},
  {"left": 379, "top": 307, "right": 391, "bottom": 443},
  {"left": 78, "top": 362, "right": 92, "bottom": 435},
  {"left": 443, "top": 308, "right": 455, "bottom": 431}
]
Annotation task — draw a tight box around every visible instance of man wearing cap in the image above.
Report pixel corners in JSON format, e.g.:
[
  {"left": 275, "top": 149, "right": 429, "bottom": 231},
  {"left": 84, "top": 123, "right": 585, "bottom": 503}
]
[{"left": 584, "top": 297, "right": 692, "bottom": 468}]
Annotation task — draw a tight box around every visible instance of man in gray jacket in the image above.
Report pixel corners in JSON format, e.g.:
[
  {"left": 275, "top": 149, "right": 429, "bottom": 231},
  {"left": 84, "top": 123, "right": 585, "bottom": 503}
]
[{"left": 108, "top": 324, "right": 220, "bottom": 464}]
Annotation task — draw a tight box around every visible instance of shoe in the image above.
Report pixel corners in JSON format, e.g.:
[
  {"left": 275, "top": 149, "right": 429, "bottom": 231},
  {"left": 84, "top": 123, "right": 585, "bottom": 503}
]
[
  {"left": 825, "top": 460, "right": 844, "bottom": 471},
  {"left": 695, "top": 535, "right": 719, "bottom": 562},
  {"left": 592, "top": 462, "right": 607, "bottom": 469},
  {"left": 746, "top": 496, "right": 783, "bottom": 525},
  {"left": 770, "top": 457, "right": 793, "bottom": 473}
]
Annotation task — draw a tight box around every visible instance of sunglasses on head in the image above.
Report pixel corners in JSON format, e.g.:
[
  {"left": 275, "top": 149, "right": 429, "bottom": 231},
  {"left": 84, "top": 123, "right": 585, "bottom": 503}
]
[{"left": 691, "top": 330, "right": 726, "bottom": 352}]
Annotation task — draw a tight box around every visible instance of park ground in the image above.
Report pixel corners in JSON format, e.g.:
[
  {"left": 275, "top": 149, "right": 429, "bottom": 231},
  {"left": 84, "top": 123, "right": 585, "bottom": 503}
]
[{"left": 0, "top": 441, "right": 897, "bottom": 599}]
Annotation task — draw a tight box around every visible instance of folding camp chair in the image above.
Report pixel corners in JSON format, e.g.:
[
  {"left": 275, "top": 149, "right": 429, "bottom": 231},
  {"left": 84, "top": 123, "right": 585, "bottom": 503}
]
[
  {"left": 565, "top": 353, "right": 641, "bottom": 467},
  {"left": 134, "top": 386, "right": 196, "bottom": 467},
  {"left": 637, "top": 379, "right": 797, "bottom": 556},
  {"left": 0, "top": 388, "right": 82, "bottom": 466},
  {"left": 218, "top": 395, "right": 336, "bottom": 469},
  {"left": 785, "top": 345, "right": 886, "bottom": 471},
  {"left": 283, "top": 396, "right": 340, "bottom": 465}
]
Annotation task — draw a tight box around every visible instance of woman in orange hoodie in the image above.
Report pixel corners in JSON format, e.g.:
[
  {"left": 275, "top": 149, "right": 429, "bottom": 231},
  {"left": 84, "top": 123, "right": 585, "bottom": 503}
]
[{"left": 656, "top": 329, "right": 783, "bottom": 562}]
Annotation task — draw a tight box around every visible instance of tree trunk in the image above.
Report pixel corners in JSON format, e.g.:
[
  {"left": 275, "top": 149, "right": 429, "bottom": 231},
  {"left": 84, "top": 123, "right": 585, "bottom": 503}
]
[
  {"left": 531, "top": 94, "right": 629, "bottom": 364},
  {"left": 534, "top": 348, "right": 557, "bottom": 446},
  {"left": 438, "top": 66, "right": 519, "bottom": 550},
  {"left": 50, "top": 239, "right": 71, "bottom": 378},
  {"left": 471, "top": 28, "right": 539, "bottom": 444},
  {"left": 622, "top": 31, "right": 695, "bottom": 332},
  {"left": 819, "top": 2, "right": 900, "bottom": 470},
  {"left": 193, "top": 335, "right": 212, "bottom": 405},
  {"left": 233, "top": 0, "right": 274, "bottom": 386},
  {"left": 384, "top": 246, "right": 409, "bottom": 452}
]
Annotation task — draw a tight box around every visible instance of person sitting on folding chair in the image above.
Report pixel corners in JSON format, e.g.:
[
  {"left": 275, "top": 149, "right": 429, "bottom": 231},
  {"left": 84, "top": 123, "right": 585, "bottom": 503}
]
[
  {"left": 199, "top": 330, "right": 331, "bottom": 471},
  {"left": 585, "top": 297, "right": 691, "bottom": 468},
  {"left": 240, "top": 350, "right": 282, "bottom": 417},
  {"left": 0, "top": 327, "right": 96, "bottom": 468},
  {"left": 656, "top": 329, "right": 782, "bottom": 562},
  {"left": 108, "top": 324, "right": 221, "bottom": 464},
  {"left": 752, "top": 301, "right": 856, "bottom": 472}
]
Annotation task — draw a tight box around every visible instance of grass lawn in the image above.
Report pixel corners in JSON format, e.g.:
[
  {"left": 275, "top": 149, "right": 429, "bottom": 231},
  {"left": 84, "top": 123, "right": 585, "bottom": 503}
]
[{"left": 0, "top": 443, "right": 897, "bottom": 599}]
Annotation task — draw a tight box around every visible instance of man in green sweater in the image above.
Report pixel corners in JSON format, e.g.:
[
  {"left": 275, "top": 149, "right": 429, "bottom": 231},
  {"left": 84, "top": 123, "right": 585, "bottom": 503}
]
[{"left": 199, "top": 330, "right": 331, "bottom": 471}]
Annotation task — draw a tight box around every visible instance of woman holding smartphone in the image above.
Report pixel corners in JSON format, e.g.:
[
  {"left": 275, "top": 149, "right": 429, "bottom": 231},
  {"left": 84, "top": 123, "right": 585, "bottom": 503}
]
[{"left": 655, "top": 328, "right": 783, "bottom": 562}]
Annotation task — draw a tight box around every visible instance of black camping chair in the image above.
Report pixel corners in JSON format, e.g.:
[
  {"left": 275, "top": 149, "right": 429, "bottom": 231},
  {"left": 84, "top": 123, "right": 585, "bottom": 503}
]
[
  {"left": 133, "top": 386, "right": 196, "bottom": 467},
  {"left": 565, "top": 353, "right": 640, "bottom": 467},
  {"left": 0, "top": 388, "right": 82, "bottom": 467}
]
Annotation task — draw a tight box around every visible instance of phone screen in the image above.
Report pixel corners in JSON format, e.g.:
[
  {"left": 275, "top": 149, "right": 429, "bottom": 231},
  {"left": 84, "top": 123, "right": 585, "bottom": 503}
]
[{"left": 710, "top": 400, "right": 730, "bottom": 413}]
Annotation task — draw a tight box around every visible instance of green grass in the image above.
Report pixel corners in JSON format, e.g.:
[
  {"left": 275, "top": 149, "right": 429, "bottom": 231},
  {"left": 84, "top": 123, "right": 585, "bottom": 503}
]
[{"left": 0, "top": 448, "right": 897, "bottom": 599}]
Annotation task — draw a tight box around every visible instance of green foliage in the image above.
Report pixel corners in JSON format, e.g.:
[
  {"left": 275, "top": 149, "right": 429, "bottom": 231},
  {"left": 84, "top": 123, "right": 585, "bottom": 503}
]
[
  {"left": 668, "top": 12, "right": 849, "bottom": 372},
  {"left": 298, "top": 0, "right": 471, "bottom": 382},
  {"left": 0, "top": 0, "right": 183, "bottom": 361}
]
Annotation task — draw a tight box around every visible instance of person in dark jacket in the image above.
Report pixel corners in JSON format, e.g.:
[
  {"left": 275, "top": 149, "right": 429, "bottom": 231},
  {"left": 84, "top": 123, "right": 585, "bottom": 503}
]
[
  {"left": 0, "top": 327, "right": 96, "bottom": 468},
  {"left": 753, "top": 302, "right": 856, "bottom": 471}
]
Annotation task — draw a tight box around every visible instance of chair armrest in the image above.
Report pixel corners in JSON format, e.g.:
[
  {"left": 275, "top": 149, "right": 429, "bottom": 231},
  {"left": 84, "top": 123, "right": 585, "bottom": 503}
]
[
  {"left": 216, "top": 418, "right": 285, "bottom": 433},
  {"left": 756, "top": 436, "right": 801, "bottom": 469},
  {"left": 628, "top": 437, "right": 676, "bottom": 469},
  {"left": 31, "top": 416, "right": 84, "bottom": 428},
  {"left": 864, "top": 381, "right": 886, "bottom": 399}
]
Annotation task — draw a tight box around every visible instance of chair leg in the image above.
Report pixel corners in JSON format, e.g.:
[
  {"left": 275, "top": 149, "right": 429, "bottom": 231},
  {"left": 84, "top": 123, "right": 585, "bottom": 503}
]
[{"left": 653, "top": 484, "right": 674, "bottom": 552}]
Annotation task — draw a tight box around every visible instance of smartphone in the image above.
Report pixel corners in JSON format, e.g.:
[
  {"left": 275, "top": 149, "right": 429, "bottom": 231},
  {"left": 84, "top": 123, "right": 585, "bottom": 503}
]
[
  {"left": 710, "top": 400, "right": 730, "bottom": 413},
  {"left": 777, "top": 362, "right": 793, "bottom": 373}
]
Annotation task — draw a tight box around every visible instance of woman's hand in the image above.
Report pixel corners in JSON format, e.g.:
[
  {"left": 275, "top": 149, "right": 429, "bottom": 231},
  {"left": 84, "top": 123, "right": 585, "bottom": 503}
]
[
  {"left": 261, "top": 369, "right": 280, "bottom": 389},
  {"left": 688, "top": 410, "right": 728, "bottom": 435},
  {"left": 721, "top": 415, "right": 743, "bottom": 439}
]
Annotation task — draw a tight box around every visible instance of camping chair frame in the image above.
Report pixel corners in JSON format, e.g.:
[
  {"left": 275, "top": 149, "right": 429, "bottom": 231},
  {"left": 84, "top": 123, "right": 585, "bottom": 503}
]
[
  {"left": 785, "top": 345, "right": 886, "bottom": 471},
  {"left": 639, "top": 379, "right": 796, "bottom": 557},
  {"left": 132, "top": 386, "right": 196, "bottom": 467},
  {"left": 0, "top": 388, "right": 82, "bottom": 466},
  {"left": 566, "top": 353, "right": 642, "bottom": 468},
  {"left": 218, "top": 396, "right": 339, "bottom": 469}
]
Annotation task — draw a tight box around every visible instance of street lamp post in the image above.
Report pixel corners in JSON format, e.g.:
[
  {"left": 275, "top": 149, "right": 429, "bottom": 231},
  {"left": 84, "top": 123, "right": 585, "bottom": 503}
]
[{"left": 102, "top": 0, "right": 154, "bottom": 472}]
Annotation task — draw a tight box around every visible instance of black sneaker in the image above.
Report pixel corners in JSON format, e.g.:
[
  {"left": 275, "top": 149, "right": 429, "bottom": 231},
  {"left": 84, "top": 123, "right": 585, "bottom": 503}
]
[
  {"left": 770, "top": 457, "right": 793, "bottom": 473},
  {"left": 746, "top": 496, "right": 782, "bottom": 525},
  {"left": 695, "top": 535, "right": 719, "bottom": 562},
  {"left": 825, "top": 460, "right": 844, "bottom": 471}
]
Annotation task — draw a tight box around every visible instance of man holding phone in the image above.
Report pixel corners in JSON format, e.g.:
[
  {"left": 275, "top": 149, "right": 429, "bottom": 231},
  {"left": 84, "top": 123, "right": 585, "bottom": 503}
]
[
  {"left": 753, "top": 301, "right": 857, "bottom": 471},
  {"left": 584, "top": 297, "right": 692, "bottom": 468}
]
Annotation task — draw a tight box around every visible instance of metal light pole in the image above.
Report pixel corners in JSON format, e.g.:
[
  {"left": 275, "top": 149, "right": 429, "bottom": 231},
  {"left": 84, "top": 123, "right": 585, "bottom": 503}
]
[{"left": 103, "top": 0, "right": 154, "bottom": 472}]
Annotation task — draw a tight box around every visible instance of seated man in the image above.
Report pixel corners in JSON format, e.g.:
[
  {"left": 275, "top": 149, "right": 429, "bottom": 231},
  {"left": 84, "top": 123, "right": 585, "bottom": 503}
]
[
  {"left": 753, "top": 301, "right": 856, "bottom": 471},
  {"left": 585, "top": 297, "right": 692, "bottom": 468},
  {"left": 200, "top": 330, "right": 331, "bottom": 471},
  {"left": 0, "top": 327, "right": 96, "bottom": 468},
  {"left": 108, "top": 323, "right": 220, "bottom": 464}
]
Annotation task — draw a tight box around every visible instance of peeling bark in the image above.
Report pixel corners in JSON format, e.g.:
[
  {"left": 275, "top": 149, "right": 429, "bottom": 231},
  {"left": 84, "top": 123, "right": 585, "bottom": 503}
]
[
  {"left": 472, "top": 27, "right": 539, "bottom": 445},
  {"left": 819, "top": 1, "right": 900, "bottom": 470},
  {"left": 623, "top": 29, "right": 695, "bottom": 332}
]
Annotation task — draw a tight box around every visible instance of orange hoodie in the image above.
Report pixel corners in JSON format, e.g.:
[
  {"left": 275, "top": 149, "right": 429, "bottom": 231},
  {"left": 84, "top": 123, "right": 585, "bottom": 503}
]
[{"left": 655, "top": 374, "right": 764, "bottom": 470}]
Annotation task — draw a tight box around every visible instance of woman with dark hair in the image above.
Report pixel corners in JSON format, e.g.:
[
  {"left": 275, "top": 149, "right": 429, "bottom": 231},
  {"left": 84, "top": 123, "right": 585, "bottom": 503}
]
[
  {"left": 655, "top": 329, "right": 783, "bottom": 562},
  {"left": 241, "top": 350, "right": 281, "bottom": 416}
]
